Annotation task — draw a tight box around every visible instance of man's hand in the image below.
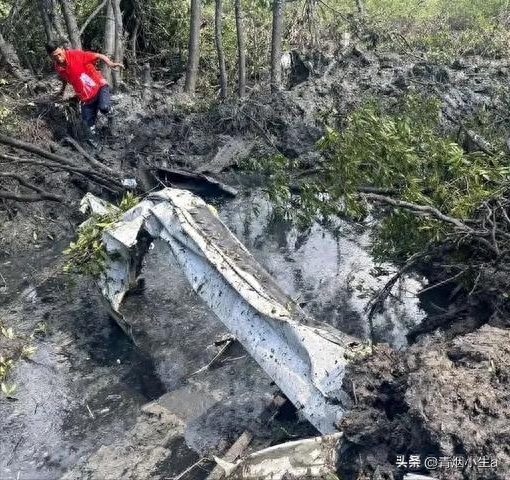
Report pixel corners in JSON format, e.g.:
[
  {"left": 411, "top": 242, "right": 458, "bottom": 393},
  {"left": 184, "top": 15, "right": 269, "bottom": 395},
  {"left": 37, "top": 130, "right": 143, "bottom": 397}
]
[
  {"left": 95, "top": 53, "right": 124, "bottom": 70},
  {"left": 109, "top": 61, "right": 124, "bottom": 70}
]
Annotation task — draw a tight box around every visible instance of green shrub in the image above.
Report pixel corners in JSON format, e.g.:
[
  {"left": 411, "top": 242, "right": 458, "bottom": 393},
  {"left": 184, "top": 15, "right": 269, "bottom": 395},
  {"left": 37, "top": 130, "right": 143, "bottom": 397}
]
[
  {"left": 63, "top": 192, "right": 139, "bottom": 277},
  {"left": 248, "top": 94, "right": 510, "bottom": 260}
]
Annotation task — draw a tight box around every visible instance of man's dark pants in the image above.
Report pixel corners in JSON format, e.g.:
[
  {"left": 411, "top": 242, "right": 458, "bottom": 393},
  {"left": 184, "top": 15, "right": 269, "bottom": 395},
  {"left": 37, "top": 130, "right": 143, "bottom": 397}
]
[{"left": 81, "top": 85, "right": 112, "bottom": 128}]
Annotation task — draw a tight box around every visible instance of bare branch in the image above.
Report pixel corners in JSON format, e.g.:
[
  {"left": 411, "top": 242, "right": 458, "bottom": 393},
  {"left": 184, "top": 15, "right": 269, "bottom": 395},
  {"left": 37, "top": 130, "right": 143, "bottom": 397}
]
[
  {"left": 362, "top": 192, "right": 472, "bottom": 231},
  {"left": 63, "top": 136, "right": 116, "bottom": 176},
  {"left": 0, "top": 190, "right": 62, "bottom": 202},
  {"left": 0, "top": 134, "right": 123, "bottom": 190},
  {"left": 0, "top": 176, "right": 64, "bottom": 203},
  {"left": 79, "top": 0, "right": 108, "bottom": 35}
]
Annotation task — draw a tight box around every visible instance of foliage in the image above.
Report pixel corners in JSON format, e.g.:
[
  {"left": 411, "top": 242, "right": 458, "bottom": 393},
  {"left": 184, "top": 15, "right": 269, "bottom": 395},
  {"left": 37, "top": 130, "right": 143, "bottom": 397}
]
[
  {"left": 248, "top": 94, "right": 510, "bottom": 260},
  {"left": 1, "top": 0, "right": 508, "bottom": 93},
  {"left": 0, "top": 319, "right": 42, "bottom": 399},
  {"left": 63, "top": 192, "right": 139, "bottom": 277}
]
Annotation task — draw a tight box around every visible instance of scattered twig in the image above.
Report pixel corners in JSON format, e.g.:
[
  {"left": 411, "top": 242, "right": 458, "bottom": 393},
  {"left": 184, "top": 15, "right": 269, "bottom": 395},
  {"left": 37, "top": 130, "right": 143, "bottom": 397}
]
[
  {"left": 418, "top": 269, "right": 466, "bottom": 295},
  {"left": 167, "top": 457, "right": 210, "bottom": 480},
  {"left": 351, "top": 380, "right": 358, "bottom": 405},
  {"left": 86, "top": 403, "right": 95, "bottom": 419},
  {"left": 188, "top": 339, "right": 234, "bottom": 377}
]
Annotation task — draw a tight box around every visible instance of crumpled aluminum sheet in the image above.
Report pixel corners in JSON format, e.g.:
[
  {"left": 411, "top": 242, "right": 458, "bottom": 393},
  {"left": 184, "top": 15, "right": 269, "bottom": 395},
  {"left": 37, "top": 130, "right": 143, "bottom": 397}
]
[{"left": 81, "top": 188, "right": 359, "bottom": 433}]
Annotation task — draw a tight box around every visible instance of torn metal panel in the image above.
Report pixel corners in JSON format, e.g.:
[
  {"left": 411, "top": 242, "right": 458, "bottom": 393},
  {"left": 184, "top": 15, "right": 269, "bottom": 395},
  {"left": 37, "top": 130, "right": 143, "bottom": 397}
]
[
  {"left": 213, "top": 432, "right": 343, "bottom": 479},
  {"left": 83, "top": 188, "right": 359, "bottom": 433}
]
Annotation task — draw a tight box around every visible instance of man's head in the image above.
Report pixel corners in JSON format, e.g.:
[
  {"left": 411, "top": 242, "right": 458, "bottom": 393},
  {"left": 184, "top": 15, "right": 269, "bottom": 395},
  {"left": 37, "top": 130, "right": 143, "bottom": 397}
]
[{"left": 45, "top": 41, "right": 66, "bottom": 65}]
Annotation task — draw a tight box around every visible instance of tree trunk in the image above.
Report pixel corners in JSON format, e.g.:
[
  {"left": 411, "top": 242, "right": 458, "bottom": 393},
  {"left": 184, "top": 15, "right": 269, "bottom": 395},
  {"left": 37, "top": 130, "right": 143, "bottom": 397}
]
[
  {"left": 214, "top": 0, "right": 227, "bottom": 99},
  {"left": 141, "top": 63, "right": 152, "bottom": 103},
  {"left": 355, "top": 0, "right": 364, "bottom": 16},
  {"left": 270, "top": 0, "right": 285, "bottom": 93},
  {"left": 112, "top": 0, "right": 125, "bottom": 89},
  {"left": 38, "top": 0, "right": 56, "bottom": 41},
  {"left": 184, "top": 0, "right": 201, "bottom": 94},
  {"left": 234, "top": 0, "right": 246, "bottom": 98},
  {"left": 50, "top": 0, "right": 67, "bottom": 39},
  {"left": 0, "top": 31, "right": 30, "bottom": 81},
  {"left": 37, "top": 0, "right": 66, "bottom": 42},
  {"left": 131, "top": 15, "right": 141, "bottom": 62},
  {"left": 103, "top": 0, "right": 115, "bottom": 85},
  {"left": 58, "top": 0, "right": 82, "bottom": 49}
]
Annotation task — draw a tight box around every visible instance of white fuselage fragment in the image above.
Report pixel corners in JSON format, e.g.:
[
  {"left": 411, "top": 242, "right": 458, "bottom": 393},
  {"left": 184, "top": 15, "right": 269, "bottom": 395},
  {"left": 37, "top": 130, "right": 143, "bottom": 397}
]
[{"left": 81, "top": 188, "right": 358, "bottom": 433}]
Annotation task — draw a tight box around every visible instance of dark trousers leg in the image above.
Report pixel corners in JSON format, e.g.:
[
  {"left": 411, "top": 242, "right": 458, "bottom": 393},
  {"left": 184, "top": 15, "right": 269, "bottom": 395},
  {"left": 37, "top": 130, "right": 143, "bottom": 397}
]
[
  {"left": 81, "top": 96, "right": 99, "bottom": 128},
  {"left": 97, "top": 86, "right": 112, "bottom": 115}
]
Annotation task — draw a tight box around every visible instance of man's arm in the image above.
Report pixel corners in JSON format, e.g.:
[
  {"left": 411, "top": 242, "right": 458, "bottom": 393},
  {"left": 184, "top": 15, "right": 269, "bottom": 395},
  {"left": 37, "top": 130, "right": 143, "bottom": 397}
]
[{"left": 86, "top": 52, "right": 124, "bottom": 70}]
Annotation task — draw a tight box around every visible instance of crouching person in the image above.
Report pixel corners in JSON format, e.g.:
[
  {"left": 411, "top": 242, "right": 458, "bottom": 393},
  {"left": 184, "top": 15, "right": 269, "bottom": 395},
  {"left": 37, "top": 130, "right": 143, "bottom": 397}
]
[{"left": 46, "top": 40, "right": 123, "bottom": 148}]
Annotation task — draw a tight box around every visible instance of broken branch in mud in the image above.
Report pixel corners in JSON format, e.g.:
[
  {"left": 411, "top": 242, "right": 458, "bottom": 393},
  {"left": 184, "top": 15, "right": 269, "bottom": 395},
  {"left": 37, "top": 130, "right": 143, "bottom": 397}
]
[
  {"left": 63, "top": 136, "right": 118, "bottom": 177},
  {"left": 168, "top": 457, "right": 210, "bottom": 480},
  {"left": 0, "top": 189, "right": 62, "bottom": 203},
  {"left": 365, "top": 251, "right": 424, "bottom": 329},
  {"left": 0, "top": 172, "right": 64, "bottom": 202},
  {"left": 418, "top": 268, "right": 467, "bottom": 294},
  {"left": 188, "top": 338, "right": 235, "bottom": 377},
  {"left": 0, "top": 133, "right": 124, "bottom": 192},
  {"left": 207, "top": 431, "right": 253, "bottom": 480},
  {"left": 213, "top": 432, "right": 343, "bottom": 480}
]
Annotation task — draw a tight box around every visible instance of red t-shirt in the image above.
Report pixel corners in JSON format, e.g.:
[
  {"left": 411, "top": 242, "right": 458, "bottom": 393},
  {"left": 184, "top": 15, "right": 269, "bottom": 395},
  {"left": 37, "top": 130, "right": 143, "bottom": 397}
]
[{"left": 55, "top": 50, "right": 107, "bottom": 102}]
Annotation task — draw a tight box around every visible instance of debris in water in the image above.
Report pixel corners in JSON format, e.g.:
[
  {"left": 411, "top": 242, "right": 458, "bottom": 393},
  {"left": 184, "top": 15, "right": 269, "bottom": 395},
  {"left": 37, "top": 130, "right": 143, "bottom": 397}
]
[
  {"left": 81, "top": 188, "right": 363, "bottom": 433},
  {"left": 213, "top": 432, "right": 343, "bottom": 479}
]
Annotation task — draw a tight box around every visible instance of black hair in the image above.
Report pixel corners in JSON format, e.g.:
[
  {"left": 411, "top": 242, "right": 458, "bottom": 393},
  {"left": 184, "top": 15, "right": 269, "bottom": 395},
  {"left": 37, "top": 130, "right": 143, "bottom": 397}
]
[{"left": 45, "top": 40, "right": 63, "bottom": 55}]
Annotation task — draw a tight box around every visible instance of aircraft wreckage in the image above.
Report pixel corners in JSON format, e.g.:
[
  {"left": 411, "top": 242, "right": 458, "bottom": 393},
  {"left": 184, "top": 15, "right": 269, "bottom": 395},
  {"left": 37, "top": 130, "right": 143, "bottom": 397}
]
[{"left": 80, "top": 188, "right": 364, "bottom": 435}]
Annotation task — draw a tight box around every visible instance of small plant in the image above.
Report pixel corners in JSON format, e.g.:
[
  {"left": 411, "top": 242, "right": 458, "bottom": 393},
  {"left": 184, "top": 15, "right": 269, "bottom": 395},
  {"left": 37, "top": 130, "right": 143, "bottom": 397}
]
[
  {"left": 0, "top": 355, "right": 15, "bottom": 381},
  {"left": 63, "top": 193, "right": 140, "bottom": 277},
  {"left": 1, "top": 325, "right": 15, "bottom": 340},
  {"left": 1, "top": 382, "right": 17, "bottom": 399}
]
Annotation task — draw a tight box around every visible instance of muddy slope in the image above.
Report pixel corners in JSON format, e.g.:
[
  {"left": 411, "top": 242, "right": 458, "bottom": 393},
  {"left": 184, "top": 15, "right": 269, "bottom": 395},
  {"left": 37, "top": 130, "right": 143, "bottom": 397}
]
[{"left": 337, "top": 325, "right": 510, "bottom": 480}]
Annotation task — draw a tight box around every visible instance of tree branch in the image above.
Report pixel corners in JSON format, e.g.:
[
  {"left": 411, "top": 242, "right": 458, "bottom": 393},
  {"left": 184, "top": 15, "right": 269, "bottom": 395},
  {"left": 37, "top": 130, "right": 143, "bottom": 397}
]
[
  {"left": 79, "top": 0, "right": 108, "bottom": 35},
  {"left": 0, "top": 172, "right": 64, "bottom": 202},
  {"left": 0, "top": 190, "right": 62, "bottom": 202},
  {"left": 361, "top": 192, "right": 472, "bottom": 231},
  {"left": 63, "top": 136, "right": 117, "bottom": 176},
  {"left": 0, "top": 134, "right": 123, "bottom": 190}
]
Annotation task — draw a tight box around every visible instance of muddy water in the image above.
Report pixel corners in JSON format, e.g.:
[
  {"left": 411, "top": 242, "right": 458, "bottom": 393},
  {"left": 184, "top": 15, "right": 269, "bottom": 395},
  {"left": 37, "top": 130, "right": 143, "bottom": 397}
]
[
  {"left": 0, "top": 186, "right": 425, "bottom": 479},
  {"left": 216, "top": 189, "right": 424, "bottom": 348}
]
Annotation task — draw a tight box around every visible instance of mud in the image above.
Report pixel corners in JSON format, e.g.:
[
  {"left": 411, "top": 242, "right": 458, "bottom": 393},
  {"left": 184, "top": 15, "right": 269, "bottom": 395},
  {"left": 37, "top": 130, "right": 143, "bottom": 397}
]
[
  {"left": 337, "top": 325, "right": 510, "bottom": 480},
  {"left": 1, "top": 46, "right": 510, "bottom": 480}
]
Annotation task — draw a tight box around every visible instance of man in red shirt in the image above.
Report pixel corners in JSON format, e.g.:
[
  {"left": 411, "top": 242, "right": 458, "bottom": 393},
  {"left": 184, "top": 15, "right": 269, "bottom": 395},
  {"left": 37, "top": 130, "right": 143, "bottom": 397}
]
[{"left": 46, "top": 40, "right": 123, "bottom": 148}]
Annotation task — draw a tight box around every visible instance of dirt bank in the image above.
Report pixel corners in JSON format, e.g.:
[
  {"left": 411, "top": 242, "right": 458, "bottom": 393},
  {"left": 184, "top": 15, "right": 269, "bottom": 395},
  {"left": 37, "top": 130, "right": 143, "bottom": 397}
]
[{"left": 338, "top": 325, "right": 510, "bottom": 480}]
